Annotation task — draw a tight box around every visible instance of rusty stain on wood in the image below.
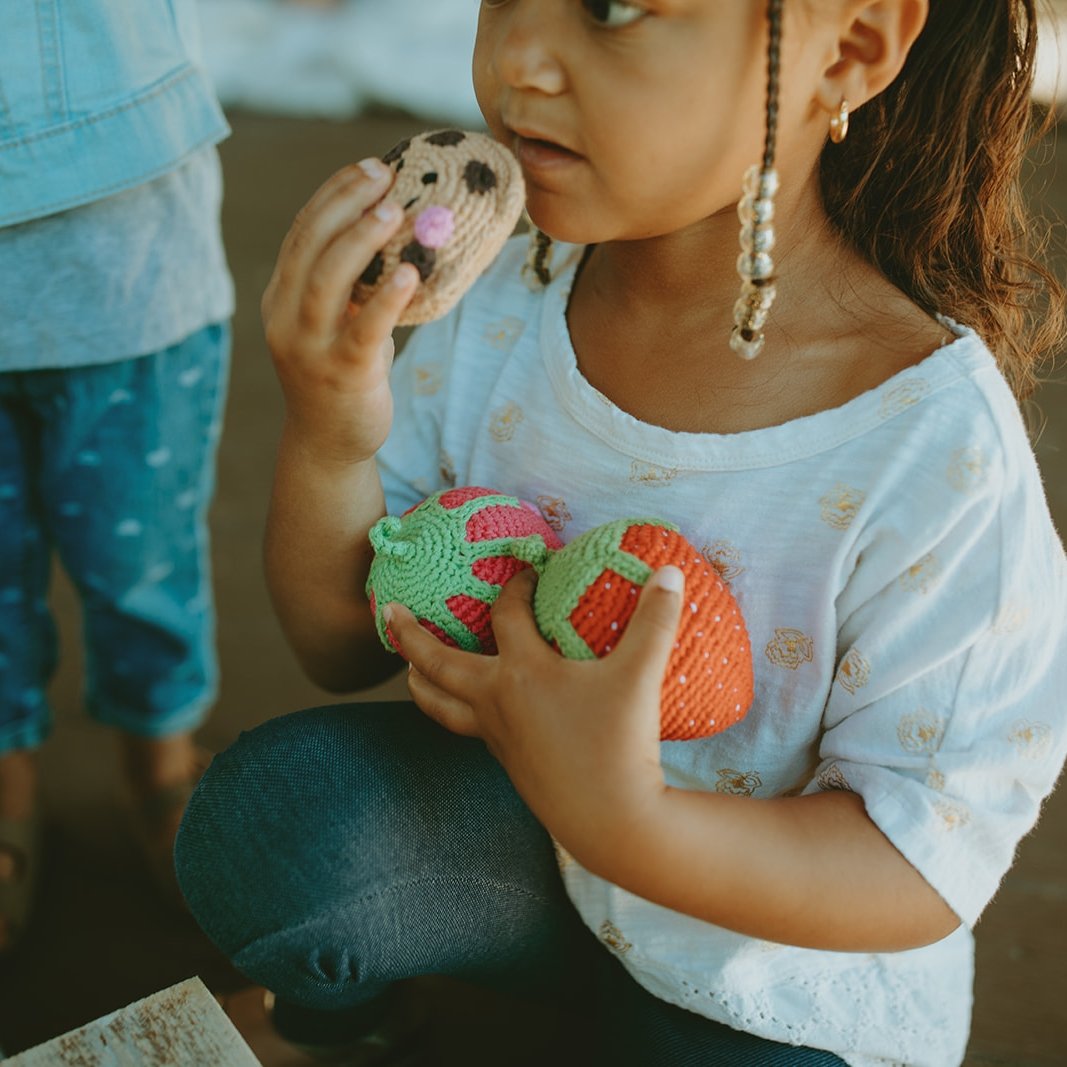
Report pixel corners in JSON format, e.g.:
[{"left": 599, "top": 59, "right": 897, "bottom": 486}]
[{"left": 4, "top": 977, "right": 262, "bottom": 1066}]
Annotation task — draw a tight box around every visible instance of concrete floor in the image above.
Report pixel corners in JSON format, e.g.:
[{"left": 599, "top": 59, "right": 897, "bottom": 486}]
[{"left": 0, "top": 109, "right": 1065, "bottom": 1065}]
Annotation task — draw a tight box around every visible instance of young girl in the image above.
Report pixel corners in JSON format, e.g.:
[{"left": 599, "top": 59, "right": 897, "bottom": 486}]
[{"left": 175, "top": 1, "right": 1067, "bottom": 1064}]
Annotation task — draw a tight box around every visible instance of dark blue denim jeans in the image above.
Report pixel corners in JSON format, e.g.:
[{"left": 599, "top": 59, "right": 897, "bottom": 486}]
[{"left": 175, "top": 702, "right": 846, "bottom": 1066}]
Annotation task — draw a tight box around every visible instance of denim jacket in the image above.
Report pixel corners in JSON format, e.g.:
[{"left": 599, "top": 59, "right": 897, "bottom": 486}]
[{"left": 0, "top": 0, "right": 229, "bottom": 226}]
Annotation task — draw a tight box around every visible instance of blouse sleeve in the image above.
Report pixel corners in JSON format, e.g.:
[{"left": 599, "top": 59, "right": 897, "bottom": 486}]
[
  {"left": 810, "top": 430, "right": 1067, "bottom": 928},
  {"left": 375, "top": 308, "right": 460, "bottom": 517}
]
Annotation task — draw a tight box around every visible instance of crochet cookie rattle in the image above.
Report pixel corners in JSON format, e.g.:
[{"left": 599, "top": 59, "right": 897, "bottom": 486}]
[
  {"left": 351, "top": 129, "right": 526, "bottom": 325},
  {"left": 367, "top": 488, "right": 754, "bottom": 741}
]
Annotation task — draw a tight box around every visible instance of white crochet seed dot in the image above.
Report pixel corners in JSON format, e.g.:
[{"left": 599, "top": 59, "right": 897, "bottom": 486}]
[
  {"left": 696, "top": 630, "right": 704, "bottom": 638},
  {"left": 689, "top": 718, "right": 695, "bottom": 727},
  {"left": 679, "top": 674, "right": 687, "bottom": 684},
  {"left": 714, "top": 615, "right": 721, "bottom": 623},
  {"left": 717, "top": 682, "right": 724, "bottom": 690},
  {"left": 610, "top": 621, "right": 618, "bottom": 631},
  {"left": 722, "top": 656, "right": 729, "bottom": 665},
  {"left": 690, "top": 602, "right": 698, "bottom": 614}
]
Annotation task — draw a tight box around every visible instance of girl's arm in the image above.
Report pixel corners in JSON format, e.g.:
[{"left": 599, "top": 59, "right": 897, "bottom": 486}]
[
  {"left": 389, "top": 567, "right": 960, "bottom": 952},
  {"left": 261, "top": 159, "right": 420, "bottom": 692}
]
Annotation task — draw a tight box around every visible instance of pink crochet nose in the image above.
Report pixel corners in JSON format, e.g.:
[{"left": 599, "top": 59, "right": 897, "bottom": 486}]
[{"left": 414, "top": 205, "right": 455, "bottom": 249}]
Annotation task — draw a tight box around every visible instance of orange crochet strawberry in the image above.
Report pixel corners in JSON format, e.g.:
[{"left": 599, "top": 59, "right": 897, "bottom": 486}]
[{"left": 532, "top": 519, "right": 753, "bottom": 741}]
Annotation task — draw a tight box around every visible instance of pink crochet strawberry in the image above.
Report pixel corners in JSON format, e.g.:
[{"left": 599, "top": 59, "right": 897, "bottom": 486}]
[{"left": 367, "top": 486, "right": 562, "bottom": 654}]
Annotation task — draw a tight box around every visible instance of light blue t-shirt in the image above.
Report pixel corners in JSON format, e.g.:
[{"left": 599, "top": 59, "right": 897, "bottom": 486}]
[{"left": 0, "top": 144, "right": 233, "bottom": 370}]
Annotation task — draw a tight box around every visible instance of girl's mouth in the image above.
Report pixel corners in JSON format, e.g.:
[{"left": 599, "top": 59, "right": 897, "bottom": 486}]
[{"left": 513, "top": 135, "right": 582, "bottom": 172}]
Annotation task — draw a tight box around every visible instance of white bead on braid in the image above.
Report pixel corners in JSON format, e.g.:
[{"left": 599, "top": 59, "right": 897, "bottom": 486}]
[{"left": 729, "top": 0, "right": 783, "bottom": 361}]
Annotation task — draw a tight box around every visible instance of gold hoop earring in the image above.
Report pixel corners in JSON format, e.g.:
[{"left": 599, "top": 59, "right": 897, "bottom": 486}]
[{"left": 829, "top": 99, "right": 850, "bottom": 145}]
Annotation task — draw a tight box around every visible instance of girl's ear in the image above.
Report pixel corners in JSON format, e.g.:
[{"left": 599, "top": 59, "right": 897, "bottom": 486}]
[{"left": 816, "top": 0, "right": 928, "bottom": 117}]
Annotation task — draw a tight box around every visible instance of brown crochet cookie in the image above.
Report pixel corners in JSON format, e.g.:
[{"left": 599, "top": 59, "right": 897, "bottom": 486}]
[{"left": 351, "top": 129, "right": 526, "bottom": 325}]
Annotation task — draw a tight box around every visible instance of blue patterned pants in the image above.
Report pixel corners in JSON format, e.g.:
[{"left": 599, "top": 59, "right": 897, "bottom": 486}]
[{"left": 0, "top": 323, "right": 230, "bottom": 751}]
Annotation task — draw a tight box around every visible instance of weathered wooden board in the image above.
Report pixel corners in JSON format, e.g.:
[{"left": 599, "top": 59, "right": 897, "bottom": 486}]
[{"left": 4, "top": 976, "right": 261, "bottom": 1066}]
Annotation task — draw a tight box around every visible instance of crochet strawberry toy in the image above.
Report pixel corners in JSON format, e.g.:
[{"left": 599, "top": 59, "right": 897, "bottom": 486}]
[
  {"left": 367, "top": 488, "right": 754, "bottom": 741},
  {"left": 350, "top": 129, "right": 526, "bottom": 325}
]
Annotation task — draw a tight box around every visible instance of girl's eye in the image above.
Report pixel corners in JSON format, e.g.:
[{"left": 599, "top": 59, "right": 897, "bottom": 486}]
[{"left": 580, "top": 0, "right": 646, "bottom": 28}]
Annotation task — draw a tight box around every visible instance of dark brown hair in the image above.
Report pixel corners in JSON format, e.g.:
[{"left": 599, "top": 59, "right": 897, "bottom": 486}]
[{"left": 820, "top": 0, "right": 1066, "bottom": 400}]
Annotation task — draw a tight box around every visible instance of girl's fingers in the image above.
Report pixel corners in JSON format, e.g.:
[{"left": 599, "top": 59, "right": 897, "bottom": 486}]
[
  {"left": 489, "top": 569, "right": 550, "bottom": 655},
  {"left": 335, "top": 264, "right": 420, "bottom": 364},
  {"left": 270, "top": 161, "right": 395, "bottom": 329},
  {"left": 295, "top": 201, "right": 411, "bottom": 340},
  {"left": 280, "top": 159, "right": 392, "bottom": 272},
  {"left": 613, "top": 567, "right": 685, "bottom": 678},
  {"left": 406, "top": 665, "right": 482, "bottom": 738},
  {"left": 387, "top": 604, "right": 477, "bottom": 702}
]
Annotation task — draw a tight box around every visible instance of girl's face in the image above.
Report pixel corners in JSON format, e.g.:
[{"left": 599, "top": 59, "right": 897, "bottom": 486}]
[{"left": 473, "top": 0, "right": 825, "bottom": 245}]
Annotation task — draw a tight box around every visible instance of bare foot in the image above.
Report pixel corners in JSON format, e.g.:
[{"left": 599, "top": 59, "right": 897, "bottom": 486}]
[
  {"left": 118, "top": 732, "right": 209, "bottom": 902},
  {"left": 0, "top": 749, "right": 39, "bottom": 951}
]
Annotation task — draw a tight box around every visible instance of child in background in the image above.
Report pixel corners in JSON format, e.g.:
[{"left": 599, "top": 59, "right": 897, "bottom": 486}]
[
  {"left": 176, "top": 2, "right": 1067, "bottom": 1064},
  {"left": 0, "top": 0, "right": 233, "bottom": 949}
]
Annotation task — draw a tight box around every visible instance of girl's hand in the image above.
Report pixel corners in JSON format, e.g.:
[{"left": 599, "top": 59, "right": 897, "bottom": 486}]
[
  {"left": 261, "top": 159, "right": 421, "bottom": 465},
  {"left": 386, "top": 566, "right": 686, "bottom": 859}
]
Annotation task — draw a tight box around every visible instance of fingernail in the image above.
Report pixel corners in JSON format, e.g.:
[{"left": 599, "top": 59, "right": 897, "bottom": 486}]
[
  {"left": 374, "top": 201, "right": 400, "bottom": 223},
  {"left": 382, "top": 603, "right": 395, "bottom": 624},
  {"left": 358, "top": 158, "right": 387, "bottom": 179},
  {"left": 390, "top": 264, "right": 418, "bottom": 287},
  {"left": 656, "top": 566, "right": 685, "bottom": 593}
]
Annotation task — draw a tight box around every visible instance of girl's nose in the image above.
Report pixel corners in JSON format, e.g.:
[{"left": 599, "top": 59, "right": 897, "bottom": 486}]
[{"left": 490, "top": 5, "right": 567, "bottom": 95}]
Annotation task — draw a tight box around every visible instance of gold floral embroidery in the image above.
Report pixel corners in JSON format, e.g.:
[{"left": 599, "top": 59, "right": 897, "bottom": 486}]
[
  {"left": 484, "top": 316, "right": 526, "bottom": 351},
  {"left": 947, "top": 446, "right": 988, "bottom": 493},
  {"left": 599, "top": 920, "right": 633, "bottom": 956},
  {"left": 879, "top": 378, "right": 932, "bottom": 419},
  {"left": 489, "top": 403, "right": 524, "bottom": 443},
  {"left": 439, "top": 451, "right": 456, "bottom": 487},
  {"left": 413, "top": 362, "right": 444, "bottom": 396},
  {"left": 817, "top": 763, "right": 851, "bottom": 792},
  {"left": 926, "top": 768, "right": 946, "bottom": 792},
  {"left": 820, "top": 483, "right": 867, "bottom": 531},
  {"left": 935, "top": 799, "right": 971, "bottom": 830},
  {"left": 836, "top": 649, "right": 871, "bottom": 694},
  {"left": 992, "top": 604, "right": 1030, "bottom": 635},
  {"left": 765, "top": 629, "right": 814, "bottom": 670},
  {"left": 702, "top": 540, "right": 745, "bottom": 582},
  {"left": 1009, "top": 720, "right": 1053, "bottom": 761},
  {"left": 536, "top": 496, "right": 572, "bottom": 533},
  {"left": 899, "top": 553, "right": 941, "bottom": 594},
  {"left": 629, "top": 461, "right": 678, "bottom": 486},
  {"left": 897, "top": 709, "right": 946, "bottom": 755},
  {"left": 714, "top": 769, "right": 763, "bottom": 796}
]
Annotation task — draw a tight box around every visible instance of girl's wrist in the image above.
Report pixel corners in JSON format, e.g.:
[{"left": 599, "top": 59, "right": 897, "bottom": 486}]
[{"left": 279, "top": 416, "right": 383, "bottom": 473}]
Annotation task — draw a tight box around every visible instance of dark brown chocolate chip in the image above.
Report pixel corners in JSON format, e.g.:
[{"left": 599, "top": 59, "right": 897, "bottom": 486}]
[
  {"left": 426, "top": 130, "right": 467, "bottom": 147},
  {"left": 422, "top": 172, "right": 438, "bottom": 185},
  {"left": 400, "top": 241, "right": 436, "bottom": 281},
  {"left": 359, "top": 251, "right": 385, "bottom": 287},
  {"left": 382, "top": 138, "right": 410, "bottom": 165},
  {"left": 463, "top": 160, "right": 498, "bottom": 194}
]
